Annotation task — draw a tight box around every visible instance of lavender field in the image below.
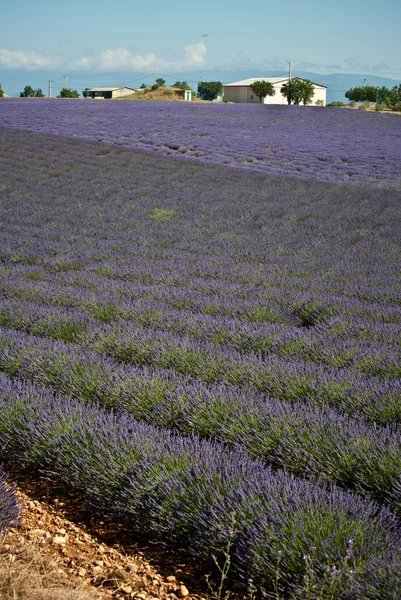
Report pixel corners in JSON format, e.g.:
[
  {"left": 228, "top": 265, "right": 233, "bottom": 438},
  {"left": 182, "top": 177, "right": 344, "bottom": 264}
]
[
  {"left": 1, "top": 98, "right": 401, "bottom": 187},
  {"left": 1, "top": 99, "right": 401, "bottom": 598}
]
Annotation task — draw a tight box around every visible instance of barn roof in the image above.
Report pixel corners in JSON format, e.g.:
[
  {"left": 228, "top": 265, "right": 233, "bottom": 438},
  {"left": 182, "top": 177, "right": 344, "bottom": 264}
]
[
  {"left": 85, "top": 87, "right": 135, "bottom": 92},
  {"left": 224, "top": 77, "right": 327, "bottom": 88}
]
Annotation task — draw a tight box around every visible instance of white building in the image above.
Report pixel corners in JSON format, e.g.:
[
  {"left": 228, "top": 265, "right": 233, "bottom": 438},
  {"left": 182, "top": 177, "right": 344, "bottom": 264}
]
[
  {"left": 84, "top": 87, "right": 135, "bottom": 99},
  {"left": 223, "top": 77, "right": 326, "bottom": 106}
]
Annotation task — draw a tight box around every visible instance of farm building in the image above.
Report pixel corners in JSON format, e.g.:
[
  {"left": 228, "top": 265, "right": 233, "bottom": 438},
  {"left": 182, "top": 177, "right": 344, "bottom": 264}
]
[
  {"left": 223, "top": 77, "right": 326, "bottom": 105},
  {"left": 83, "top": 87, "right": 135, "bottom": 99}
]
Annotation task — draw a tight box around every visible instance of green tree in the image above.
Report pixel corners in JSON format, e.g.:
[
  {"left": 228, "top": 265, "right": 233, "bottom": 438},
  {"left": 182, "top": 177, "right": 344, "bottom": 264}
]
[
  {"left": 58, "top": 88, "right": 80, "bottom": 98},
  {"left": 139, "top": 83, "right": 148, "bottom": 89},
  {"left": 249, "top": 80, "right": 275, "bottom": 103},
  {"left": 34, "top": 88, "right": 44, "bottom": 97},
  {"left": 197, "top": 81, "right": 223, "bottom": 101},
  {"left": 0, "top": 84, "right": 4, "bottom": 98},
  {"left": 344, "top": 85, "right": 392, "bottom": 104},
  {"left": 376, "top": 86, "right": 391, "bottom": 104},
  {"left": 155, "top": 78, "right": 166, "bottom": 87},
  {"left": 172, "top": 81, "right": 191, "bottom": 90},
  {"left": 20, "top": 85, "right": 36, "bottom": 97},
  {"left": 280, "top": 78, "right": 315, "bottom": 105},
  {"left": 390, "top": 84, "right": 401, "bottom": 107}
]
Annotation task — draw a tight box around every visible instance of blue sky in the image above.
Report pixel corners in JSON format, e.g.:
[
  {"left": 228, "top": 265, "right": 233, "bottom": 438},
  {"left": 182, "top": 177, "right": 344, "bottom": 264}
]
[{"left": 1, "top": 0, "right": 400, "bottom": 95}]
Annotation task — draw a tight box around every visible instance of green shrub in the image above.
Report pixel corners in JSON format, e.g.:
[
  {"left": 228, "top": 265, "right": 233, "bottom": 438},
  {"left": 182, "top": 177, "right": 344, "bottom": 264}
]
[
  {"left": 359, "top": 101, "right": 370, "bottom": 110},
  {"left": 375, "top": 103, "right": 385, "bottom": 112}
]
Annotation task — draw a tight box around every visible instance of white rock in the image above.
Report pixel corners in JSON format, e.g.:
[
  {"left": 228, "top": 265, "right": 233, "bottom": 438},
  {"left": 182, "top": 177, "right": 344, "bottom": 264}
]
[
  {"left": 178, "top": 585, "right": 189, "bottom": 598},
  {"left": 52, "top": 536, "right": 66, "bottom": 545}
]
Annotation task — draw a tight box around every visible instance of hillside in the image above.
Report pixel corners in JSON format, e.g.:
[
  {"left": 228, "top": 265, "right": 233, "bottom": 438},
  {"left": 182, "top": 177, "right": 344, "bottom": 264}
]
[{"left": 119, "top": 86, "right": 205, "bottom": 102}]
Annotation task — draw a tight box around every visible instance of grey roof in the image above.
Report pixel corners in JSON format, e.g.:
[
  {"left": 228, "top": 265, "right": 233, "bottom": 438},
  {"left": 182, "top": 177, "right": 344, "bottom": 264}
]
[
  {"left": 85, "top": 87, "right": 135, "bottom": 92},
  {"left": 224, "top": 77, "right": 326, "bottom": 89}
]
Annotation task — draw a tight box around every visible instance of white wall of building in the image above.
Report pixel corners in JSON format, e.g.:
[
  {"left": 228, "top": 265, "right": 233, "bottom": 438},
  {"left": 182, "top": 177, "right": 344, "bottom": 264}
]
[{"left": 224, "top": 79, "right": 326, "bottom": 106}]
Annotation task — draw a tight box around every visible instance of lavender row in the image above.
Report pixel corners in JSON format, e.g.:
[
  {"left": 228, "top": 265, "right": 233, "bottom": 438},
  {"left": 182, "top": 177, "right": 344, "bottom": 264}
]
[
  {"left": 1, "top": 373, "right": 401, "bottom": 597},
  {"left": 1, "top": 128, "right": 400, "bottom": 324},
  {"left": 2, "top": 222, "right": 399, "bottom": 305},
  {"left": 1, "top": 218, "right": 400, "bottom": 308},
  {"left": 1, "top": 315, "right": 400, "bottom": 425},
  {"left": 1, "top": 326, "right": 401, "bottom": 511},
  {"left": 0, "top": 296, "right": 400, "bottom": 382},
  {"left": 2, "top": 100, "right": 401, "bottom": 187},
  {"left": 0, "top": 464, "right": 21, "bottom": 533},
  {"left": 3, "top": 265, "right": 401, "bottom": 337}
]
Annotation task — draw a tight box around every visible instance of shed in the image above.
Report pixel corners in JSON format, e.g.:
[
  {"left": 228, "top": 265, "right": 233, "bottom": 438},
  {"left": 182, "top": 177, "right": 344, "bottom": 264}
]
[
  {"left": 223, "top": 77, "right": 326, "bottom": 106},
  {"left": 84, "top": 87, "right": 135, "bottom": 99},
  {"left": 174, "top": 89, "right": 192, "bottom": 101}
]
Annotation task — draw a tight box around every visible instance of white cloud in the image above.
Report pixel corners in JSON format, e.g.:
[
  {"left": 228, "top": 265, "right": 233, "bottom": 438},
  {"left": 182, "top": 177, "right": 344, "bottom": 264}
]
[
  {"left": 69, "top": 40, "right": 208, "bottom": 72},
  {"left": 0, "top": 41, "right": 208, "bottom": 73},
  {"left": 183, "top": 40, "right": 207, "bottom": 66},
  {"left": 0, "top": 49, "right": 61, "bottom": 69},
  {"left": 98, "top": 47, "right": 158, "bottom": 71},
  {"left": 70, "top": 56, "right": 93, "bottom": 70}
]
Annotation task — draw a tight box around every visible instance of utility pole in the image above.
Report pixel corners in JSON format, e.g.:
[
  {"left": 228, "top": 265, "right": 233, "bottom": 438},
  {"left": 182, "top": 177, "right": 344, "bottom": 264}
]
[
  {"left": 63, "top": 74, "right": 69, "bottom": 88},
  {"left": 286, "top": 59, "right": 294, "bottom": 104},
  {"left": 47, "top": 80, "right": 53, "bottom": 98},
  {"left": 154, "top": 65, "right": 157, "bottom": 85},
  {"left": 286, "top": 59, "right": 294, "bottom": 81}
]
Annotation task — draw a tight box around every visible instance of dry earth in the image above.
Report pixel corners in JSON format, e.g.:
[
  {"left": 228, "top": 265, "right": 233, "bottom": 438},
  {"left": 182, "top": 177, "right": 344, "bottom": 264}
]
[{"left": 1, "top": 468, "right": 238, "bottom": 600}]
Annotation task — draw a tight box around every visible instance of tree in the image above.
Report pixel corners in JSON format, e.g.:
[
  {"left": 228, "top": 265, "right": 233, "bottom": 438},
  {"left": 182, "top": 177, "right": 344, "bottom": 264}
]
[
  {"left": 172, "top": 81, "right": 191, "bottom": 90},
  {"left": 280, "top": 78, "right": 315, "bottom": 105},
  {"left": 20, "top": 85, "right": 36, "bottom": 97},
  {"left": 344, "top": 85, "right": 396, "bottom": 104},
  {"left": 389, "top": 85, "right": 401, "bottom": 107},
  {"left": 155, "top": 78, "right": 166, "bottom": 87},
  {"left": 19, "top": 85, "right": 46, "bottom": 98},
  {"left": 139, "top": 83, "right": 148, "bottom": 89},
  {"left": 345, "top": 86, "right": 378, "bottom": 103},
  {"left": 58, "top": 88, "right": 80, "bottom": 98},
  {"left": 197, "top": 81, "right": 223, "bottom": 101},
  {"left": 249, "top": 80, "right": 275, "bottom": 103},
  {"left": 0, "top": 84, "right": 4, "bottom": 98}
]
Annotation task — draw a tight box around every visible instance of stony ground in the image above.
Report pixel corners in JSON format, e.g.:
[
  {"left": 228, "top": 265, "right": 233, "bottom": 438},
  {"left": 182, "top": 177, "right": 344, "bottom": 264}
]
[{"left": 0, "top": 469, "right": 223, "bottom": 600}]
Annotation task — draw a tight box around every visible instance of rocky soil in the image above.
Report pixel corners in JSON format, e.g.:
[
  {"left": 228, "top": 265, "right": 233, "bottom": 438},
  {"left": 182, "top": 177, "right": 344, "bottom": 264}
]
[{"left": 0, "top": 469, "right": 221, "bottom": 600}]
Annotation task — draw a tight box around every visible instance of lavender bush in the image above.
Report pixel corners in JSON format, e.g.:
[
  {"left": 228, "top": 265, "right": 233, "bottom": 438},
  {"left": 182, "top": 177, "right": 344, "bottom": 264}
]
[
  {"left": 0, "top": 374, "right": 401, "bottom": 597},
  {"left": 1, "top": 325, "right": 401, "bottom": 513},
  {"left": 0, "top": 106, "right": 401, "bottom": 597},
  {"left": 0, "top": 464, "right": 21, "bottom": 532}
]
